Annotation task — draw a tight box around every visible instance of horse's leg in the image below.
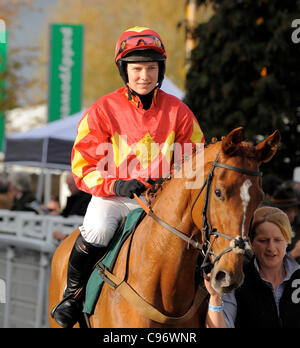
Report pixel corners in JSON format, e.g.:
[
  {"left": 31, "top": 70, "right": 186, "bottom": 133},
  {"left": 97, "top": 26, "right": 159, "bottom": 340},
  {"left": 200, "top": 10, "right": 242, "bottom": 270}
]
[{"left": 48, "top": 228, "right": 80, "bottom": 328}]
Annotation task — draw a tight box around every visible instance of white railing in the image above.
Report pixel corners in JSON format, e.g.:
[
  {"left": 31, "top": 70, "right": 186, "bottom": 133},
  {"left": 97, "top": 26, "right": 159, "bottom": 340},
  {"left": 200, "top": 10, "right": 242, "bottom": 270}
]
[{"left": 0, "top": 210, "right": 83, "bottom": 328}]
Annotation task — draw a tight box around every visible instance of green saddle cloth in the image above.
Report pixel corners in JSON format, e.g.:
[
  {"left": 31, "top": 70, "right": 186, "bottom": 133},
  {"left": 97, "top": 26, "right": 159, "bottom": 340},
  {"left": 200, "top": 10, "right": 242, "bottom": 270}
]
[{"left": 83, "top": 208, "right": 144, "bottom": 315}]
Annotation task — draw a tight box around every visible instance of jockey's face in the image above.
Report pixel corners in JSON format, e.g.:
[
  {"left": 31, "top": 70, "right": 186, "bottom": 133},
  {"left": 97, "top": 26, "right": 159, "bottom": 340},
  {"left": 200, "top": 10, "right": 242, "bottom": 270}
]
[{"left": 127, "top": 61, "right": 159, "bottom": 95}]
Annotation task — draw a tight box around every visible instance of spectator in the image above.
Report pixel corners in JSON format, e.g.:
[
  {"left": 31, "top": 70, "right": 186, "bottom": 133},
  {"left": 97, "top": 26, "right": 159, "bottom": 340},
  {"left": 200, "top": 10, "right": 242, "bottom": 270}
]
[
  {"left": 8, "top": 171, "right": 39, "bottom": 213},
  {"left": 0, "top": 176, "right": 14, "bottom": 209},
  {"left": 60, "top": 172, "right": 91, "bottom": 218},
  {"left": 52, "top": 172, "right": 91, "bottom": 241},
  {"left": 40, "top": 194, "right": 61, "bottom": 215},
  {"left": 270, "top": 185, "right": 299, "bottom": 224},
  {"left": 270, "top": 184, "right": 300, "bottom": 264},
  {"left": 262, "top": 174, "right": 283, "bottom": 199},
  {"left": 204, "top": 206, "right": 300, "bottom": 328}
]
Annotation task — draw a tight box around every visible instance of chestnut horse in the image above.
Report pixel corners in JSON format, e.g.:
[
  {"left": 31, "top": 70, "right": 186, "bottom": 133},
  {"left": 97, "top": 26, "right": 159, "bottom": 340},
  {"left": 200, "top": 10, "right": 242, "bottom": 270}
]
[{"left": 49, "top": 127, "right": 280, "bottom": 328}]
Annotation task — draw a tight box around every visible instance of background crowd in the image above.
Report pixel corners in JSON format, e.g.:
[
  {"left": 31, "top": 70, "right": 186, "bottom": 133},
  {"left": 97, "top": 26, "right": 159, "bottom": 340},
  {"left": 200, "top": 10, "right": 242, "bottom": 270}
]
[{"left": 0, "top": 170, "right": 91, "bottom": 241}]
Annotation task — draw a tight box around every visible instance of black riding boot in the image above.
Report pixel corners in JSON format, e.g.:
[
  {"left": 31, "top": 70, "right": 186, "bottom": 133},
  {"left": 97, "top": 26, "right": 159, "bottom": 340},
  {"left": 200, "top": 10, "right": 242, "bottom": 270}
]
[{"left": 51, "top": 234, "right": 106, "bottom": 328}]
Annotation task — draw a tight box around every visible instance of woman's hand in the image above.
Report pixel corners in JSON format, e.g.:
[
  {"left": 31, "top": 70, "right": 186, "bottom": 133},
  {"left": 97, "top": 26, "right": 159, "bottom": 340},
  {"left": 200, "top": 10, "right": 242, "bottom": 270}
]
[
  {"left": 204, "top": 273, "right": 222, "bottom": 300},
  {"left": 204, "top": 273, "right": 228, "bottom": 328}
]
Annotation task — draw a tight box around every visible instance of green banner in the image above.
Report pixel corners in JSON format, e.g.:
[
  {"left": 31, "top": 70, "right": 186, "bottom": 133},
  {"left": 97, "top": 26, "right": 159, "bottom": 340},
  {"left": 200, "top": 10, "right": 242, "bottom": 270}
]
[
  {"left": 48, "top": 24, "right": 84, "bottom": 122},
  {"left": 0, "top": 25, "right": 7, "bottom": 152}
]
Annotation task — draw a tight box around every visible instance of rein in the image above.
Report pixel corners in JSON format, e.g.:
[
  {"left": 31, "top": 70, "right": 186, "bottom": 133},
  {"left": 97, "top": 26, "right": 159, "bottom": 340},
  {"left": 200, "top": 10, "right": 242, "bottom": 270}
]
[
  {"left": 135, "top": 152, "right": 262, "bottom": 273},
  {"left": 134, "top": 195, "right": 203, "bottom": 250}
]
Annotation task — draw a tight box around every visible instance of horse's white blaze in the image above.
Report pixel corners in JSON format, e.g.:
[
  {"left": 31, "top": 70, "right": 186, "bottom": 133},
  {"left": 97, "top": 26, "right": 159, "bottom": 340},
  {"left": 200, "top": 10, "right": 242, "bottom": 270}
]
[{"left": 240, "top": 179, "right": 252, "bottom": 237}]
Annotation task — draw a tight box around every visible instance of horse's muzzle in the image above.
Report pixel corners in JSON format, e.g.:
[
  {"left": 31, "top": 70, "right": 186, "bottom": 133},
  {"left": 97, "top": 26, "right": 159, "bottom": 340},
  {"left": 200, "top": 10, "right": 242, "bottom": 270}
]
[{"left": 211, "top": 268, "right": 244, "bottom": 294}]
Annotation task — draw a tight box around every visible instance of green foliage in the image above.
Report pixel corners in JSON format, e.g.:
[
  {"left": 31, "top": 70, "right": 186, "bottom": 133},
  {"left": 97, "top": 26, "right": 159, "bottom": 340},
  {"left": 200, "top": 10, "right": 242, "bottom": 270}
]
[
  {"left": 185, "top": 0, "right": 300, "bottom": 179},
  {"left": 0, "top": 0, "right": 39, "bottom": 111},
  {"left": 0, "top": 64, "right": 19, "bottom": 113}
]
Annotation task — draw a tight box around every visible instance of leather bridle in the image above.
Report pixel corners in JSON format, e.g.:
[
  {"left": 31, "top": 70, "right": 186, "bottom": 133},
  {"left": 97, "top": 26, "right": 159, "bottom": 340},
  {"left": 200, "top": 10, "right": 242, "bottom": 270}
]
[
  {"left": 135, "top": 151, "right": 262, "bottom": 274},
  {"left": 190, "top": 152, "right": 262, "bottom": 273}
]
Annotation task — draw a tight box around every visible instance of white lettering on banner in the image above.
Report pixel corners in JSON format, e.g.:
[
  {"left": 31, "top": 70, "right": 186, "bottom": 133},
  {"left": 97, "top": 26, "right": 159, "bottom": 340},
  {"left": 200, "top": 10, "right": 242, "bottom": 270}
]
[
  {"left": 0, "top": 279, "right": 5, "bottom": 303},
  {"left": 59, "top": 27, "right": 74, "bottom": 118}
]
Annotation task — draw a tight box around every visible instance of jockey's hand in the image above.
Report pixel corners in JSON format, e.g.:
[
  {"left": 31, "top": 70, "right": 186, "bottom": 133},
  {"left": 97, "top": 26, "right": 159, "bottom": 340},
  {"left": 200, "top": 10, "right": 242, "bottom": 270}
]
[
  {"left": 148, "top": 178, "right": 164, "bottom": 193},
  {"left": 113, "top": 179, "right": 146, "bottom": 199}
]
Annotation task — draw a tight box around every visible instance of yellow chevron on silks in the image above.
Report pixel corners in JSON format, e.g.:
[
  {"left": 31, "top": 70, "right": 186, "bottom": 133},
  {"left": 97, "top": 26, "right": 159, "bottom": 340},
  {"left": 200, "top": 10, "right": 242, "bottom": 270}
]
[
  {"left": 82, "top": 170, "right": 104, "bottom": 189},
  {"left": 125, "top": 26, "right": 150, "bottom": 33},
  {"left": 74, "top": 113, "right": 90, "bottom": 146},
  {"left": 72, "top": 149, "right": 89, "bottom": 179},
  {"left": 111, "top": 132, "right": 131, "bottom": 167},
  {"left": 161, "top": 131, "right": 175, "bottom": 163},
  {"left": 132, "top": 132, "right": 160, "bottom": 169},
  {"left": 190, "top": 120, "right": 204, "bottom": 144}
]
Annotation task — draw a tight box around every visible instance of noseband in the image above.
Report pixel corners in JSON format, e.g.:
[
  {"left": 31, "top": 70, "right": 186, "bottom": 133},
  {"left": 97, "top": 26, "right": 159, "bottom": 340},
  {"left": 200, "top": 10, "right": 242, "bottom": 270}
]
[{"left": 135, "top": 152, "right": 262, "bottom": 274}]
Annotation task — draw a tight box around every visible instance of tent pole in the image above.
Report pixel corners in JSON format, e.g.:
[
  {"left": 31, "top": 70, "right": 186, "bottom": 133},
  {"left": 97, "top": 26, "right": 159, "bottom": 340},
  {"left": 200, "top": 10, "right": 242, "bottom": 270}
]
[
  {"left": 44, "top": 171, "right": 51, "bottom": 205},
  {"left": 36, "top": 170, "right": 44, "bottom": 203},
  {"left": 36, "top": 138, "right": 49, "bottom": 203}
]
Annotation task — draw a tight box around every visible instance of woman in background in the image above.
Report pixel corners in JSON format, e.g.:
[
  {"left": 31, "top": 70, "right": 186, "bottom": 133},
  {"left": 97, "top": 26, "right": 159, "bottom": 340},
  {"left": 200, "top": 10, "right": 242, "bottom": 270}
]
[{"left": 204, "top": 206, "right": 300, "bottom": 328}]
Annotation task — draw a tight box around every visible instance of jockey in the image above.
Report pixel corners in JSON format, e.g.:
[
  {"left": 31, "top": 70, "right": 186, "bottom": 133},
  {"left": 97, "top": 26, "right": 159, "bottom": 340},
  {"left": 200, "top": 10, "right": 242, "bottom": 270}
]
[{"left": 52, "top": 26, "right": 205, "bottom": 328}]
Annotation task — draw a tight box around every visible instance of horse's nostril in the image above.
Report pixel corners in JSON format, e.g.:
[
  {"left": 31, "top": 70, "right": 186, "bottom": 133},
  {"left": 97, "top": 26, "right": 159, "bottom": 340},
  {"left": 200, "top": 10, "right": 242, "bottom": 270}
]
[{"left": 215, "top": 270, "right": 227, "bottom": 283}]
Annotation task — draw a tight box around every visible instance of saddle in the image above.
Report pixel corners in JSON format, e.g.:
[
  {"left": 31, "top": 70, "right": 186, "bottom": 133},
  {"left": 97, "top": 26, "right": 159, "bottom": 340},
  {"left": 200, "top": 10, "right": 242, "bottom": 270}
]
[{"left": 83, "top": 208, "right": 146, "bottom": 315}]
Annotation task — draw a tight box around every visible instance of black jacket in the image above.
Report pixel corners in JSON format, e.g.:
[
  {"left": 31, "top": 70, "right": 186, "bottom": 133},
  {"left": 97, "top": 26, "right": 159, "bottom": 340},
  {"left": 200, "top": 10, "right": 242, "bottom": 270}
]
[
  {"left": 234, "top": 257, "right": 300, "bottom": 328},
  {"left": 10, "top": 191, "right": 36, "bottom": 212},
  {"left": 60, "top": 191, "right": 91, "bottom": 217}
]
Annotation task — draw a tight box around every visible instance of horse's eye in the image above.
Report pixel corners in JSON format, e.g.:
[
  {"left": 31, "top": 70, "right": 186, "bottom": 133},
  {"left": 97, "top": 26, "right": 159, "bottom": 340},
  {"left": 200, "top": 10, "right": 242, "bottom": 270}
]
[{"left": 215, "top": 189, "right": 222, "bottom": 198}]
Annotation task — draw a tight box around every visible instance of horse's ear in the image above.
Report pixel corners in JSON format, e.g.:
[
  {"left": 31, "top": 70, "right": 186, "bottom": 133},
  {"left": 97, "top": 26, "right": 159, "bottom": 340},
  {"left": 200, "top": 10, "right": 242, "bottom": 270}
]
[
  {"left": 255, "top": 130, "right": 280, "bottom": 163},
  {"left": 222, "top": 127, "right": 244, "bottom": 155}
]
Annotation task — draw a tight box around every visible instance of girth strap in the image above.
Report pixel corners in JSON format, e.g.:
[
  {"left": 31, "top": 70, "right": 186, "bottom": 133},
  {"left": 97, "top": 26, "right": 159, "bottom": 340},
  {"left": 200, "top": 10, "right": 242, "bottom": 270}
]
[{"left": 98, "top": 266, "right": 208, "bottom": 325}]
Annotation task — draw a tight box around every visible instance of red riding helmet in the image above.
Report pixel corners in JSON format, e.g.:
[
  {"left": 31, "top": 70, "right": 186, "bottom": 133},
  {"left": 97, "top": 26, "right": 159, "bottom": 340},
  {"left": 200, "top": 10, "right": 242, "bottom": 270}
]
[{"left": 115, "top": 26, "right": 167, "bottom": 87}]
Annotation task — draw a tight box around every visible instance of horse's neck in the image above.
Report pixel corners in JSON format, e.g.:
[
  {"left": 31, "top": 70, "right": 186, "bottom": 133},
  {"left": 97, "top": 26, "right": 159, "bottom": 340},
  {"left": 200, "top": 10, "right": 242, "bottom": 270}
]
[{"left": 129, "top": 179, "right": 199, "bottom": 314}]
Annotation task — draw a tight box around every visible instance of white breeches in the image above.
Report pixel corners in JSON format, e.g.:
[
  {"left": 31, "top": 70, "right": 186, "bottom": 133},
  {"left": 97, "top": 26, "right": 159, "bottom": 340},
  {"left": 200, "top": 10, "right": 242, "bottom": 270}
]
[{"left": 79, "top": 195, "right": 146, "bottom": 246}]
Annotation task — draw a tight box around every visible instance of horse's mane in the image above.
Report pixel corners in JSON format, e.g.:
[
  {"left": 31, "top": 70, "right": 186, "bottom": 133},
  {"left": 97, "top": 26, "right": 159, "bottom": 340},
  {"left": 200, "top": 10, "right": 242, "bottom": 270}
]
[{"left": 208, "top": 136, "right": 257, "bottom": 159}]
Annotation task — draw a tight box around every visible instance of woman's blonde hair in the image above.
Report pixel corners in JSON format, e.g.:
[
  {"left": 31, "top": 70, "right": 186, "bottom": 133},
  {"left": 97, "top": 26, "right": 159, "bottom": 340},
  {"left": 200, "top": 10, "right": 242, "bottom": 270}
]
[{"left": 250, "top": 206, "right": 294, "bottom": 244}]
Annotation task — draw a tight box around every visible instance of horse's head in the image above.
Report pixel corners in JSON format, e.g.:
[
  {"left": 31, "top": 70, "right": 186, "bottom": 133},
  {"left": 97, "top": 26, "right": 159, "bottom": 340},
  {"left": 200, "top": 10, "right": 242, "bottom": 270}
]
[{"left": 190, "top": 127, "right": 280, "bottom": 294}]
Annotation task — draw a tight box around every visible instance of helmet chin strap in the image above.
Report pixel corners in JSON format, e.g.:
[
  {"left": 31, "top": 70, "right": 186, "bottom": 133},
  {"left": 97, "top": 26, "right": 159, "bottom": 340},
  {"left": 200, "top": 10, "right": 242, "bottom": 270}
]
[
  {"left": 126, "top": 85, "right": 133, "bottom": 100},
  {"left": 156, "top": 79, "right": 163, "bottom": 89},
  {"left": 126, "top": 85, "right": 157, "bottom": 110}
]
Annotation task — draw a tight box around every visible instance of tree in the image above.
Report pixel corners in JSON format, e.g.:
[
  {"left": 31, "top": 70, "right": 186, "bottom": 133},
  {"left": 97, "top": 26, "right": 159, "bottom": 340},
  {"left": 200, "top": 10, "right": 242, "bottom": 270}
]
[
  {"left": 0, "top": 0, "right": 40, "bottom": 112},
  {"left": 185, "top": 0, "right": 300, "bottom": 179}
]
